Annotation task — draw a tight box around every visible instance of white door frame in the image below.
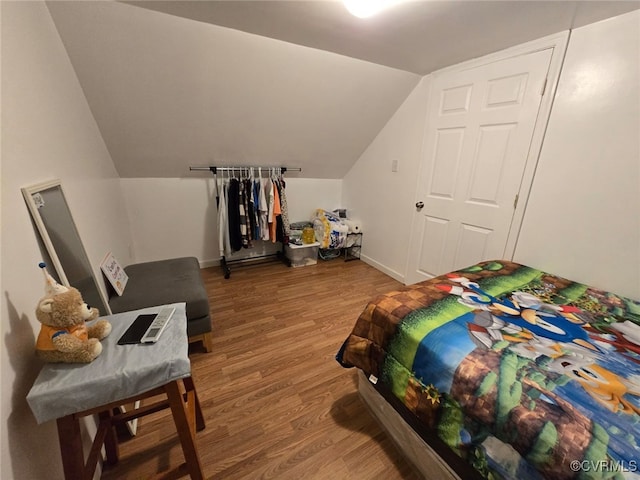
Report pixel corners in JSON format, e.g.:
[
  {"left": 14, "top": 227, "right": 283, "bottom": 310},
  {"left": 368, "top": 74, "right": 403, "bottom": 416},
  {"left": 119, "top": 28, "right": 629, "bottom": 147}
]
[{"left": 404, "top": 31, "right": 570, "bottom": 284}]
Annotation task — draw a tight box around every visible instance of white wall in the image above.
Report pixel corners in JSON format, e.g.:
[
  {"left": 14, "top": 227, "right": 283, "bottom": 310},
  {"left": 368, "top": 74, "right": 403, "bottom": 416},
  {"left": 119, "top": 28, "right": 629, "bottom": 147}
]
[
  {"left": 1, "top": 4, "right": 638, "bottom": 480},
  {"left": 120, "top": 177, "right": 342, "bottom": 265},
  {"left": 515, "top": 11, "right": 640, "bottom": 300},
  {"left": 342, "top": 10, "right": 639, "bottom": 300},
  {"left": 342, "top": 77, "right": 431, "bottom": 281},
  {"left": 1, "top": 3, "right": 133, "bottom": 479}
]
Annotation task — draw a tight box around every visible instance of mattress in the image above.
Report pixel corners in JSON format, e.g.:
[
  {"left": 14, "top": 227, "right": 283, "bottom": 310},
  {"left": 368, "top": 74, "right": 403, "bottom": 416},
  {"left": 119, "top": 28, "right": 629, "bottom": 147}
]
[{"left": 337, "top": 260, "right": 640, "bottom": 479}]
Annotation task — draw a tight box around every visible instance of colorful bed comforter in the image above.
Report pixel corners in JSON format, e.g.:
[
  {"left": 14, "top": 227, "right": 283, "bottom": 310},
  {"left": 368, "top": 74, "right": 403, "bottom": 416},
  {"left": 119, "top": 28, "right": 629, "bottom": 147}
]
[{"left": 337, "top": 261, "right": 640, "bottom": 479}]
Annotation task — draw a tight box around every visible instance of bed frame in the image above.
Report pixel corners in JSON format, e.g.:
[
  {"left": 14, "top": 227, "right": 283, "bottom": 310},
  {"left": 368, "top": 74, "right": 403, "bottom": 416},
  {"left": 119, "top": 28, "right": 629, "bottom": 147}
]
[{"left": 357, "top": 371, "right": 483, "bottom": 480}]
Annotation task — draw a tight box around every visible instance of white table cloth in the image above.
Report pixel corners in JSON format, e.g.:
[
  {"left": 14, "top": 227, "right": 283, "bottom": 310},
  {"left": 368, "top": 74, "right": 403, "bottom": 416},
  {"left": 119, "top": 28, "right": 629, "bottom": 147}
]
[{"left": 27, "top": 302, "right": 190, "bottom": 424}]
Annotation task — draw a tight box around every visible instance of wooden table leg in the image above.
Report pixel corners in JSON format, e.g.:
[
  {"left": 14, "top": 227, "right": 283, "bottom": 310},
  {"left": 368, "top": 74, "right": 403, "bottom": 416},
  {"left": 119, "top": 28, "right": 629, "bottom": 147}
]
[
  {"left": 183, "top": 376, "right": 205, "bottom": 431},
  {"left": 98, "top": 409, "right": 119, "bottom": 465},
  {"left": 56, "top": 415, "right": 86, "bottom": 480},
  {"left": 165, "top": 380, "right": 204, "bottom": 480}
]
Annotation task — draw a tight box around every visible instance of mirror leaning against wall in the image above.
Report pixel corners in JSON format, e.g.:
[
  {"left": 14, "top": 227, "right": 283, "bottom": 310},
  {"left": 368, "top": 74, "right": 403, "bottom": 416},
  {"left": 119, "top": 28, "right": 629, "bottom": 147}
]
[{"left": 22, "top": 179, "right": 111, "bottom": 315}]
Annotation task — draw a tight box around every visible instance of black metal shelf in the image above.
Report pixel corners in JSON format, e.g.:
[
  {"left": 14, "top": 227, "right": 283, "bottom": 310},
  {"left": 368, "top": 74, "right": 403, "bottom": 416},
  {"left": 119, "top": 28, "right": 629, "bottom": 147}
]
[{"left": 344, "top": 232, "right": 362, "bottom": 262}]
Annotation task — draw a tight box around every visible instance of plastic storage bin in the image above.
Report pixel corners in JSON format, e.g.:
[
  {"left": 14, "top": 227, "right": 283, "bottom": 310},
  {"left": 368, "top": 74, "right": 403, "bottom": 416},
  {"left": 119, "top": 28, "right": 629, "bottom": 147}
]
[{"left": 285, "top": 242, "right": 319, "bottom": 267}]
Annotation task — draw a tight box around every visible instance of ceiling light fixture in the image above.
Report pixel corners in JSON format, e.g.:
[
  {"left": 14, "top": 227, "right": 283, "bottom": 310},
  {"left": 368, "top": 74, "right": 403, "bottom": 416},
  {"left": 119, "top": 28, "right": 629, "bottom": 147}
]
[{"left": 343, "top": 0, "right": 405, "bottom": 18}]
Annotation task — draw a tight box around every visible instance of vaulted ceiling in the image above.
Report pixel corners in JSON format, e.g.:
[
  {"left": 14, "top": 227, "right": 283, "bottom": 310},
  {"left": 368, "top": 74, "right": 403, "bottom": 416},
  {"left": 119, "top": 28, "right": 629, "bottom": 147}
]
[{"left": 46, "top": 1, "right": 639, "bottom": 179}]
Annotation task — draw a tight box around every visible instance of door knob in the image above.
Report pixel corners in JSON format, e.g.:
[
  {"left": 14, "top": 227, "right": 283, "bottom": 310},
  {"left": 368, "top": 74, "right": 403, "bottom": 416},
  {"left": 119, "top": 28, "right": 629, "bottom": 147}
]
[{"left": 415, "top": 201, "right": 424, "bottom": 209}]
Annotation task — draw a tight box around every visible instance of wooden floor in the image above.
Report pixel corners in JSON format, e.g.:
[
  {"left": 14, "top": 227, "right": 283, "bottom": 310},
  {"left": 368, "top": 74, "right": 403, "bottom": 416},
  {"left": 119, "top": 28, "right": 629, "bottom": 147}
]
[{"left": 101, "top": 257, "right": 422, "bottom": 479}]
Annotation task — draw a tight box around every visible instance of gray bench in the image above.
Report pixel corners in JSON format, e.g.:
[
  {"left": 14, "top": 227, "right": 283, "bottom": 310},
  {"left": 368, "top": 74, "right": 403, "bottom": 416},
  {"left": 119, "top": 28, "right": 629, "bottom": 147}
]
[{"left": 108, "top": 257, "right": 212, "bottom": 352}]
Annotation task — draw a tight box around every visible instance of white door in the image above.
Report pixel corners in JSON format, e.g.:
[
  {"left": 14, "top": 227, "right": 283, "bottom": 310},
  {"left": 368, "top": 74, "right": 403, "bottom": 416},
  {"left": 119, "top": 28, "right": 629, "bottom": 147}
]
[{"left": 406, "top": 48, "right": 552, "bottom": 283}]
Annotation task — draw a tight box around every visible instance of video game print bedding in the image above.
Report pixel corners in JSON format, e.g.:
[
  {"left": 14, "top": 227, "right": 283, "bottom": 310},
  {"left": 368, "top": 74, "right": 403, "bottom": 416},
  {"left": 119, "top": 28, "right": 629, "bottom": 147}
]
[{"left": 337, "top": 260, "right": 640, "bottom": 479}]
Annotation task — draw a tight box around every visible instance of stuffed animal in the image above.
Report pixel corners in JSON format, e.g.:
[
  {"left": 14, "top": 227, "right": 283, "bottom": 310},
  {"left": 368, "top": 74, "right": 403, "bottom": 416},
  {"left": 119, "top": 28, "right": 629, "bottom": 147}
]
[{"left": 35, "top": 263, "right": 112, "bottom": 363}]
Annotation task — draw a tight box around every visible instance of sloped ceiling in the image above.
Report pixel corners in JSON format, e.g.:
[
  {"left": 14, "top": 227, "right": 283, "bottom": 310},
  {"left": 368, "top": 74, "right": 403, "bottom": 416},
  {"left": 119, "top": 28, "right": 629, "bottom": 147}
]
[
  {"left": 124, "top": 0, "right": 640, "bottom": 75},
  {"left": 47, "top": 1, "right": 639, "bottom": 179}
]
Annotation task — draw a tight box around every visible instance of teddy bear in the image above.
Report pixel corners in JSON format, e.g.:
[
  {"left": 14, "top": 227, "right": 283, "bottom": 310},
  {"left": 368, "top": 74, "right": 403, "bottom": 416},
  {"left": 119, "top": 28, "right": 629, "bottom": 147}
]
[{"left": 35, "top": 263, "right": 112, "bottom": 363}]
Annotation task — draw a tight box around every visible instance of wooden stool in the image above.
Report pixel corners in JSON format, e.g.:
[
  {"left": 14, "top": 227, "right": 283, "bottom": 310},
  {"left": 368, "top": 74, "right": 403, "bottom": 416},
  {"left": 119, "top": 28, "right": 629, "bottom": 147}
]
[
  {"left": 27, "top": 304, "right": 205, "bottom": 480},
  {"left": 56, "top": 376, "right": 205, "bottom": 479}
]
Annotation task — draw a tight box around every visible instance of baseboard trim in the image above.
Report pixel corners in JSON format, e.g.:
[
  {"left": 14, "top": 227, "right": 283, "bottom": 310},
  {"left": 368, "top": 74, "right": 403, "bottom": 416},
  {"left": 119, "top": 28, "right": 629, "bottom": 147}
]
[
  {"left": 201, "top": 255, "right": 406, "bottom": 286},
  {"left": 199, "top": 258, "right": 221, "bottom": 269},
  {"left": 360, "top": 255, "right": 405, "bottom": 284}
]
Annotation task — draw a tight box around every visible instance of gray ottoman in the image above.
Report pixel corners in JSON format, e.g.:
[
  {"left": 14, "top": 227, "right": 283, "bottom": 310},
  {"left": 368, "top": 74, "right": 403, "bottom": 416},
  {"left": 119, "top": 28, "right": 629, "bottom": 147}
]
[{"left": 108, "top": 257, "right": 212, "bottom": 352}]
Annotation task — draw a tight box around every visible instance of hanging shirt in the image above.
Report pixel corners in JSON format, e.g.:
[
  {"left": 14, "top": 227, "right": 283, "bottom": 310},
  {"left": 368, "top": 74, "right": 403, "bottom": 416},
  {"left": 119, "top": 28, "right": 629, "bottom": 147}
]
[
  {"left": 278, "top": 177, "right": 291, "bottom": 237},
  {"left": 227, "top": 178, "right": 242, "bottom": 251},
  {"left": 261, "top": 178, "right": 271, "bottom": 241},
  {"left": 269, "top": 179, "right": 282, "bottom": 243},
  {"left": 217, "top": 180, "right": 231, "bottom": 257},
  {"left": 244, "top": 179, "right": 256, "bottom": 247},
  {"left": 266, "top": 178, "right": 275, "bottom": 224},
  {"left": 239, "top": 180, "right": 252, "bottom": 248},
  {"left": 253, "top": 179, "right": 261, "bottom": 240}
]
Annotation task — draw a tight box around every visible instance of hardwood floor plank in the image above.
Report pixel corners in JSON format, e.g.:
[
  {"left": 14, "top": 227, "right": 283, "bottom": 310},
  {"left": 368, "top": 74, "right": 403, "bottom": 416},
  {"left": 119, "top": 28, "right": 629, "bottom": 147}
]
[{"left": 101, "top": 258, "right": 421, "bottom": 479}]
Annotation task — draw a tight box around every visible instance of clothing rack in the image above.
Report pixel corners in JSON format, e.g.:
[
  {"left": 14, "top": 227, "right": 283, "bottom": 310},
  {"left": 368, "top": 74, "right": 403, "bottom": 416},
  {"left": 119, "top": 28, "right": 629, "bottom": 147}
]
[
  {"left": 190, "top": 165, "right": 297, "bottom": 279},
  {"left": 189, "top": 166, "right": 301, "bottom": 174},
  {"left": 219, "top": 251, "right": 287, "bottom": 279}
]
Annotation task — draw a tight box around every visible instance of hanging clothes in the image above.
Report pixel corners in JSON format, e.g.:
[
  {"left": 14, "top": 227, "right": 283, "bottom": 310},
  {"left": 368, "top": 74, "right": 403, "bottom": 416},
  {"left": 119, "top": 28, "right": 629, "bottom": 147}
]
[
  {"left": 252, "top": 178, "right": 261, "bottom": 240},
  {"left": 269, "top": 178, "right": 282, "bottom": 243},
  {"left": 239, "top": 179, "right": 252, "bottom": 249},
  {"left": 261, "top": 177, "right": 272, "bottom": 241},
  {"left": 245, "top": 178, "right": 257, "bottom": 245},
  {"left": 215, "top": 168, "right": 293, "bottom": 255},
  {"left": 278, "top": 176, "right": 291, "bottom": 238},
  {"left": 227, "top": 178, "right": 242, "bottom": 252},
  {"left": 209, "top": 166, "right": 297, "bottom": 279},
  {"left": 217, "top": 178, "right": 231, "bottom": 257},
  {"left": 276, "top": 176, "right": 291, "bottom": 244}
]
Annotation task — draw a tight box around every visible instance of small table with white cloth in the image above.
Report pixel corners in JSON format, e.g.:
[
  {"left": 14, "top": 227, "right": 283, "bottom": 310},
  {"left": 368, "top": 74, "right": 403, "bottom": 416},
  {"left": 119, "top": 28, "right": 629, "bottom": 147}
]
[{"left": 26, "top": 302, "right": 205, "bottom": 479}]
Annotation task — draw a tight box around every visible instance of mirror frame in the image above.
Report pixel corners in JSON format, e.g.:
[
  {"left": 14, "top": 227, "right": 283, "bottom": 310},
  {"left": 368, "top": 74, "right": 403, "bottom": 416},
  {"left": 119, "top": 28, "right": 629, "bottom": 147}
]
[{"left": 22, "top": 179, "right": 111, "bottom": 315}]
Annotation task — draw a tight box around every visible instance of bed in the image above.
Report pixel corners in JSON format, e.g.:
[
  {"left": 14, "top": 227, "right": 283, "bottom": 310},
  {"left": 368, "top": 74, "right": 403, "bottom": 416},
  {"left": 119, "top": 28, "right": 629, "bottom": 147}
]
[{"left": 337, "top": 260, "right": 640, "bottom": 479}]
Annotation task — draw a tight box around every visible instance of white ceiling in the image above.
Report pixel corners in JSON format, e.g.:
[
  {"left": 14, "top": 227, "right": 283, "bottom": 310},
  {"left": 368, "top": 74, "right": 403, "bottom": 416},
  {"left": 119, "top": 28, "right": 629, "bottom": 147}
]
[
  {"left": 46, "top": 1, "right": 639, "bottom": 179},
  {"left": 124, "top": 0, "right": 640, "bottom": 75}
]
